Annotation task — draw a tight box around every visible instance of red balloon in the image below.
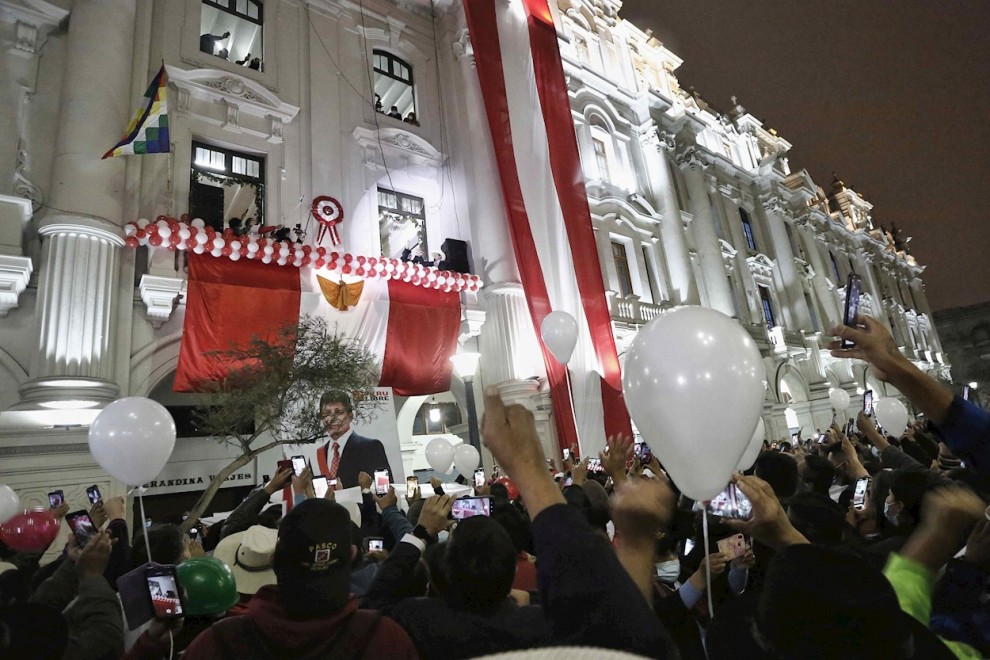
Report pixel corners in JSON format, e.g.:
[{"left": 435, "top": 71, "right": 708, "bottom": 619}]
[
  {"left": 316, "top": 247, "right": 327, "bottom": 257},
  {"left": 155, "top": 215, "right": 166, "bottom": 223},
  {"left": 180, "top": 213, "right": 190, "bottom": 223},
  {"left": 135, "top": 229, "right": 147, "bottom": 240},
  {"left": 390, "top": 258, "right": 399, "bottom": 267},
  {"left": 343, "top": 253, "right": 353, "bottom": 264},
  {"left": 411, "top": 276, "right": 421, "bottom": 285},
  {"left": 186, "top": 239, "right": 197, "bottom": 250},
  {"left": 356, "top": 255, "right": 366, "bottom": 265},
  {"left": 494, "top": 477, "right": 519, "bottom": 500},
  {"left": 301, "top": 257, "right": 311, "bottom": 267},
  {"left": 221, "top": 246, "right": 232, "bottom": 257},
  {"left": 367, "top": 257, "right": 378, "bottom": 267},
  {"left": 314, "top": 258, "right": 326, "bottom": 268},
  {"left": 355, "top": 267, "right": 366, "bottom": 277},
  {"left": 302, "top": 245, "right": 312, "bottom": 254},
  {"left": 330, "top": 252, "right": 339, "bottom": 261},
  {"left": 368, "top": 268, "right": 378, "bottom": 278},
  {"left": 168, "top": 234, "right": 182, "bottom": 246},
  {"left": 342, "top": 264, "right": 352, "bottom": 275},
  {"left": 0, "top": 509, "right": 60, "bottom": 552},
  {"left": 148, "top": 233, "right": 163, "bottom": 247},
  {"left": 125, "top": 236, "right": 139, "bottom": 248},
  {"left": 328, "top": 261, "right": 338, "bottom": 271}
]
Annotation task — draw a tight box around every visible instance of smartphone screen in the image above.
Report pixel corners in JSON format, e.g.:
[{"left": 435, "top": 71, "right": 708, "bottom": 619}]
[
  {"left": 790, "top": 433, "right": 800, "bottom": 445},
  {"left": 963, "top": 385, "right": 970, "bottom": 402},
  {"left": 366, "top": 537, "right": 385, "bottom": 552},
  {"left": 853, "top": 477, "right": 870, "bottom": 511},
  {"left": 145, "top": 518, "right": 153, "bottom": 528},
  {"left": 474, "top": 468, "right": 486, "bottom": 489},
  {"left": 863, "top": 390, "right": 874, "bottom": 415},
  {"left": 587, "top": 457, "right": 603, "bottom": 473},
  {"left": 48, "top": 490, "right": 64, "bottom": 508},
  {"left": 450, "top": 496, "right": 492, "bottom": 520},
  {"left": 406, "top": 476, "right": 419, "bottom": 498},
  {"left": 291, "top": 456, "right": 307, "bottom": 477},
  {"left": 706, "top": 483, "right": 754, "bottom": 520},
  {"left": 66, "top": 511, "right": 97, "bottom": 545},
  {"left": 312, "top": 476, "right": 329, "bottom": 499},
  {"left": 276, "top": 459, "right": 292, "bottom": 474},
  {"left": 683, "top": 538, "right": 696, "bottom": 555},
  {"left": 145, "top": 565, "right": 184, "bottom": 618},
  {"left": 86, "top": 485, "right": 102, "bottom": 505},
  {"left": 842, "top": 273, "right": 862, "bottom": 348},
  {"left": 562, "top": 448, "right": 570, "bottom": 461},
  {"left": 374, "top": 469, "right": 390, "bottom": 496},
  {"left": 845, "top": 419, "right": 856, "bottom": 437}
]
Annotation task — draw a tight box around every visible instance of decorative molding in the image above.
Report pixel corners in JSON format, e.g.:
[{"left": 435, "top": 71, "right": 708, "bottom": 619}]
[
  {"left": 138, "top": 275, "right": 186, "bottom": 329},
  {"left": 761, "top": 195, "right": 785, "bottom": 216},
  {"left": 452, "top": 28, "right": 475, "bottom": 68},
  {"left": 747, "top": 253, "right": 776, "bottom": 277},
  {"left": 352, "top": 126, "right": 445, "bottom": 169},
  {"left": 460, "top": 307, "right": 486, "bottom": 343},
  {"left": 166, "top": 66, "right": 300, "bottom": 125},
  {"left": 675, "top": 146, "right": 709, "bottom": 171},
  {"left": 0, "top": 255, "right": 32, "bottom": 317},
  {"left": 0, "top": 0, "right": 68, "bottom": 53}
]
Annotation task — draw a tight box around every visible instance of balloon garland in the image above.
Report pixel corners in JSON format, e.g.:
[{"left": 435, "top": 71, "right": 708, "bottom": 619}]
[
  {"left": 311, "top": 195, "right": 344, "bottom": 246},
  {"left": 122, "top": 216, "right": 481, "bottom": 293}
]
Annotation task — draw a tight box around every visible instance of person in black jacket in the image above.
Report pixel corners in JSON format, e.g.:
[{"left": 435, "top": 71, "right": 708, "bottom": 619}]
[{"left": 363, "top": 496, "right": 550, "bottom": 658}]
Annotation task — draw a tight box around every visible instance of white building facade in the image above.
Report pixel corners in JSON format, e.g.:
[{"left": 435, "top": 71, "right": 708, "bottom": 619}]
[{"left": 0, "top": 0, "right": 948, "bottom": 516}]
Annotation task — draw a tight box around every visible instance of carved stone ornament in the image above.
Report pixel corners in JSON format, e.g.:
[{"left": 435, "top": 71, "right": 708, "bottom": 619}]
[
  {"left": 452, "top": 28, "right": 475, "bottom": 68},
  {"left": 761, "top": 195, "right": 785, "bottom": 216},
  {"left": 676, "top": 147, "right": 708, "bottom": 171}
]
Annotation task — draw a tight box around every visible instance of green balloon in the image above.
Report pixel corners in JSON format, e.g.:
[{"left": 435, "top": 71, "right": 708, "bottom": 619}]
[{"left": 176, "top": 556, "right": 239, "bottom": 616}]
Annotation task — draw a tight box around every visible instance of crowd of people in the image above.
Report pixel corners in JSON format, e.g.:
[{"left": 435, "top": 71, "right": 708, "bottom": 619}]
[{"left": 1, "top": 314, "right": 989, "bottom": 659}]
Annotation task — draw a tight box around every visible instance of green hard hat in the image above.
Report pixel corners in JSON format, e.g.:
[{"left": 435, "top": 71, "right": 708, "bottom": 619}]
[{"left": 176, "top": 556, "right": 239, "bottom": 616}]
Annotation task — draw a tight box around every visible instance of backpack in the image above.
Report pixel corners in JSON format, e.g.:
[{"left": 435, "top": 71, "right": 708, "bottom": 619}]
[{"left": 209, "top": 609, "right": 383, "bottom": 660}]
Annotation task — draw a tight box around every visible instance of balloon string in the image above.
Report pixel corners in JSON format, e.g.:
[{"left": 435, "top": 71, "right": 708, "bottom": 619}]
[
  {"left": 137, "top": 488, "right": 152, "bottom": 563},
  {"left": 564, "top": 367, "right": 581, "bottom": 453},
  {"left": 703, "top": 507, "right": 714, "bottom": 618}
]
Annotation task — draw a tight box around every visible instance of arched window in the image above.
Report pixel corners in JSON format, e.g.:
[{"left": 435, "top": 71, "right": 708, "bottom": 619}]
[{"left": 373, "top": 50, "right": 417, "bottom": 124}]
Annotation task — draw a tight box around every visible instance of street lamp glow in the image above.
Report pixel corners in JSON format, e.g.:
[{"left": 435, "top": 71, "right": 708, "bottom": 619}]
[{"left": 449, "top": 352, "right": 482, "bottom": 381}]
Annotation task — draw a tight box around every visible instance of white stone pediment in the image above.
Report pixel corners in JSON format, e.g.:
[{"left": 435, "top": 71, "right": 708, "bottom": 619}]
[
  {"left": 352, "top": 126, "right": 445, "bottom": 168},
  {"left": 166, "top": 66, "right": 300, "bottom": 124},
  {"left": 747, "top": 252, "right": 776, "bottom": 276}
]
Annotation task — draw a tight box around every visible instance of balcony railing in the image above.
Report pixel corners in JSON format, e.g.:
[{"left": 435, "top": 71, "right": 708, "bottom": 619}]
[{"left": 608, "top": 294, "right": 669, "bottom": 325}]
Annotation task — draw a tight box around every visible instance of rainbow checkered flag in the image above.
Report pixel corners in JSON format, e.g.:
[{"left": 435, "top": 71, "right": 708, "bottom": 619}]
[{"left": 102, "top": 64, "right": 170, "bottom": 159}]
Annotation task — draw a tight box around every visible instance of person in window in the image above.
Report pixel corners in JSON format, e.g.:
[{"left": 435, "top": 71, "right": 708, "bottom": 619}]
[
  {"left": 236, "top": 52, "right": 251, "bottom": 65},
  {"left": 374, "top": 94, "right": 383, "bottom": 112},
  {"left": 216, "top": 48, "right": 229, "bottom": 61},
  {"left": 387, "top": 106, "right": 402, "bottom": 120},
  {"left": 248, "top": 58, "right": 261, "bottom": 71},
  {"left": 403, "top": 112, "right": 419, "bottom": 126},
  {"left": 199, "top": 31, "right": 230, "bottom": 56}
]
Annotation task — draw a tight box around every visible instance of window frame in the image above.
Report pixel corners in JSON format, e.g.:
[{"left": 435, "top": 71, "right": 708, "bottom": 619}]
[
  {"left": 189, "top": 140, "right": 266, "bottom": 228},
  {"left": 740, "top": 207, "right": 757, "bottom": 251},
  {"left": 202, "top": 0, "right": 263, "bottom": 26},
  {"left": 372, "top": 49, "right": 417, "bottom": 121},
  {"left": 758, "top": 285, "right": 777, "bottom": 330},
  {"left": 611, "top": 240, "right": 634, "bottom": 297}
]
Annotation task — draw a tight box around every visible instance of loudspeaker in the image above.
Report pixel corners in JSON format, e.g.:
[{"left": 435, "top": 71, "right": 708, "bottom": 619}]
[{"left": 439, "top": 238, "right": 470, "bottom": 274}]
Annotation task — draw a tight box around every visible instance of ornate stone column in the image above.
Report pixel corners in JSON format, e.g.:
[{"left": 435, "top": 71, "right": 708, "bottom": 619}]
[
  {"left": 760, "top": 195, "right": 812, "bottom": 330},
  {"left": 478, "top": 282, "right": 547, "bottom": 389},
  {"left": 638, "top": 129, "right": 697, "bottom": 305},
  {"left": 677, "top": 148, "right": 735, "bottom": 315},
  {"left": 14, "top": 0, "right": 136, "bottom": 412},
  {"left": 794, "top": 211, "right": 841, "bottom": 327}
]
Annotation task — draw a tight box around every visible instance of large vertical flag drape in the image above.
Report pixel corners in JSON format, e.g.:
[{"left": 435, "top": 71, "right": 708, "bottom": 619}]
[
  {"left": 173, "top": 255, "right": 461, "bottom": 395},
  {"left": 464, "top": 0, "right": 632, "bottom": 450},
  {"left": 102, "top": 64, "right": 170, "bottom": 159}
]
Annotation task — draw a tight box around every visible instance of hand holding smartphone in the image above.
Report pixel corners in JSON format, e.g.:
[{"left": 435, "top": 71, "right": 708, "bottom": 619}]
[
  {"left": 290, "top": 456, "right": 307, "bottom": 477},
  {"left": 145, "top": 565, "right": 184, "bottom": 618},
  {"left": 86, "top": 485, "right": 103, "bottom": 505},
  {"left": 852, "top": 476, "right": 870, "bottom": 511},
  {"left": 406, "top": 476, "right": 419, "bottom": 499},
  {"left": 312, "top": 476, "right": 329, "bottom": 499},
  {"left": 863, "top": 390, "right": 874, "bottom": 416},
  {"left": 65, "top": 510, "right": 98, "bottom": 546},
  {"left": 48, "top": 490, "right": 65, "bottom": 508},
  {"left": 373, "top": 469, "right": 390, "bottom": 496},
  {"left": 473, "top": 467, "right": 486, "bottom": 489},
  {"left": 449, "top": 496, "right": 492, "bottom": 520},
  {"left": 365, "top": 537, "right": 385, "bottom": 552},
  {"left": 716, "top": 533, "right": 748, "bottom": 560},
  {"left": 706, "top": 483, "right": 753, "bottom": 520}
]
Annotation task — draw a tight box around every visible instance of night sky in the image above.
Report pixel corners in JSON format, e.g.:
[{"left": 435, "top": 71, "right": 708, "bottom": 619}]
[{"left": 619, "top": 1, "right": 990, "bottom": 312}]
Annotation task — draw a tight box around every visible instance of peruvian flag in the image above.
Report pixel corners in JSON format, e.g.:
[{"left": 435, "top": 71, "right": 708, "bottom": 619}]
[
  {"left": 464, "top": 0, "right": 632, "bottom": 451},
  {"left": 173, "top": 254, "right": 461, "bottom": 395}
]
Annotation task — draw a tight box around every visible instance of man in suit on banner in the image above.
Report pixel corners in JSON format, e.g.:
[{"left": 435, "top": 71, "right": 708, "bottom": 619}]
[{"left": 309, "top": 391, "right": 392, "bottom": 489}]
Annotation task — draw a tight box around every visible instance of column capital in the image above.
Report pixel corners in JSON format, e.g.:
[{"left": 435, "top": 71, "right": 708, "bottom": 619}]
[
  {"left": 39, "top": 216, "right": 125, "bottom": 246},
  {"left": 675, "top": 147, "right": 710, "bottom": 172},
  {"left": 138, "top": 275, "right": 185, "bottom": 329},
  {"left": 761, "top": 195, "right": 786, "bottom": 217}
]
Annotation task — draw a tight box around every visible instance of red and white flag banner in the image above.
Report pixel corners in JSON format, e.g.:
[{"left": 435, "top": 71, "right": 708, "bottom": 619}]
[
  {"left": 464, "top": 0, "right": 632, "bottom": 451},
  {"left": 173, "top": 254, "right": 461, "bottom": 396}
]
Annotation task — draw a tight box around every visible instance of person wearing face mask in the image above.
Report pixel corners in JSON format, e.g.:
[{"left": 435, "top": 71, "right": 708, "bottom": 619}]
[{"left": 859, "top": 469, "right": 940, "bottom": 565}]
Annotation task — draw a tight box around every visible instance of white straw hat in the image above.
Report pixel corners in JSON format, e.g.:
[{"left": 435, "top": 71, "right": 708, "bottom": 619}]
[{"left": 212, "top": 525, "right": 278, "bottom": 595}]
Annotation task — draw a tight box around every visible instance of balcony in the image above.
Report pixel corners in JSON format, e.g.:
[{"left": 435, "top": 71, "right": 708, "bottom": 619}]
[{"left": 607, "top": 293, "right": 669, "bottom": 326}]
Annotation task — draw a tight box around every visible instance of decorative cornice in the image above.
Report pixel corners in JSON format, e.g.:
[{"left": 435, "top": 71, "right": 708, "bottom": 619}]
[
  {"left": 0, "top": 255, "right": 32, "bottom": 317},
  {"left": 139, "top": 275, "right": 185, "bottom": 329},
  {"left": 352, "top": 126, "right": 445, "bottom": 169}
]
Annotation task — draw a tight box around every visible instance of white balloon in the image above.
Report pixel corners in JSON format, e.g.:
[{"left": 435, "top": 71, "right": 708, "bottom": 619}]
[
  {"left": 136, "top": 218, "right": 150, "bottom": 228},
  {"left": 736, "top": 418, "right": 766, "bottom": 471},
  {"left": 263, "top": 245, "right": 274, "bottom": 256},
  {"left": 453, "top": 443, "right": 481, "bottom": 476},
  {"left": 195, "top": 233, "right": 208, "bottom": 245},
  {"left": 622, "top": 306, "right": 767, "bottom": 501},
  {"left": 178, "top": 227, "right": 191, "bottom": 241},
  {"left": 193, "top": 245, "right": 206, "bottom": 255},
  {"left": 875, "top": 398, "right": 909, "bottom": 435},
  {"left": 211, "top": 249, "right": 223, "bottom": 258},
  {"left": 229, "top": 252, "right": 241, "bottom": 261},
  {"left": 191, "top": 218, "right": 206, "bottom": 229},
  {"left": 230, "top": 240, "right": 242, "bottom": 251},
  {"left": 261, "top": 255, "right": 272, "bottom": 264},
  {"left": 88, "top": 397, "right": 176, "bottom": 486},
  {"left": 157, "top": 225, "right": 171, "bottom": 239},
  {"left": 124, "top": 224, "right": 137, "bottom": 237},
  {"left": 212, "top": 237, "right": 225, "bottom": 250},
  {"left": 829, "top": 388, "right": 851, "bottom": 412},
  {"left": 0, "top": 485, "right": 19, "bottom": 524},
  {"left": 540, "top": 311, "right": 579, "bottom": 365},
  {"left": 425, "top": 437, "right": 455, "bottom": 473},
  {"left": 247, "top": 242, "right": 259, "bottom": 253}
]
